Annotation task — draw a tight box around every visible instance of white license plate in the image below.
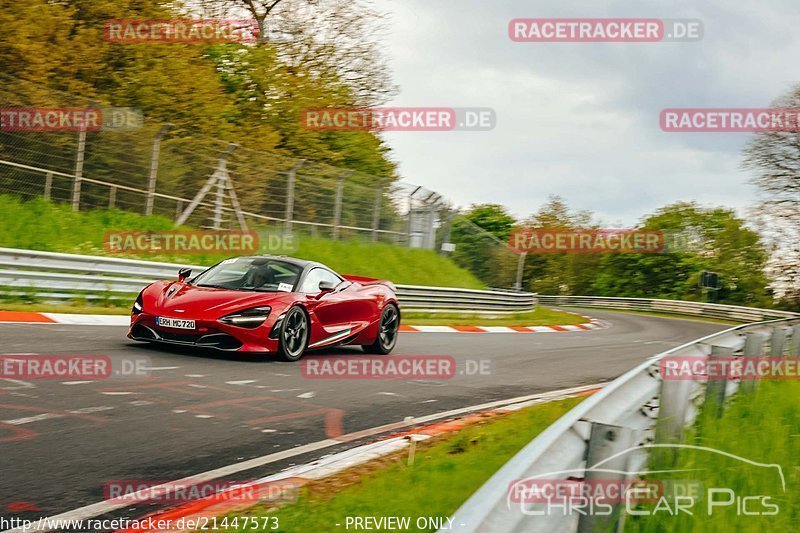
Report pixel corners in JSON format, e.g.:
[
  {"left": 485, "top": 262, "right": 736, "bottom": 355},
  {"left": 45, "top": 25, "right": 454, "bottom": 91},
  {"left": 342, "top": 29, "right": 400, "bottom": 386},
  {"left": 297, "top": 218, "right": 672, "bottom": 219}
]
[{"left": 156, "top": 317, "right": 196, "bottom": 329}]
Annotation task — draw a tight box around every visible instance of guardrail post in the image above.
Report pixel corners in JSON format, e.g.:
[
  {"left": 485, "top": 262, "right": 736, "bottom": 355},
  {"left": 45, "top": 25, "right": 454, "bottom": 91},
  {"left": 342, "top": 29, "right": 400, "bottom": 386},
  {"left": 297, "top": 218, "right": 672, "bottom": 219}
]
[
  {"left": 44, "top": 172, "right": 52, "bottom": 201},
  {"left": 332, "top": 170, "right": 351, "bottom": 240},
  {"left": 656, "top": 377, "right": 692, "bottom": 449},
  {"left": 577, "top": 422, "right": 635, "bottom": 533},
  {"left": 792, "top": 325, "right": 800, "bottom": 357},
  {"left": 704, "top": 345, "right": 733, "bottom": 418},
  {"left": 739, "top": 332, "right": 765, "bottom": 395},
  {"left": 770, "top": 327, "right": 787, "bottom": 357}
]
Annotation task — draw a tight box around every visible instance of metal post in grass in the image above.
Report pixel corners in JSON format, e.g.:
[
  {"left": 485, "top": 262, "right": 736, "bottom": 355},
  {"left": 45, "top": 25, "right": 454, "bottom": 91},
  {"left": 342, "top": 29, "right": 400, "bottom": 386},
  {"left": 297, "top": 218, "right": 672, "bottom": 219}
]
[
  {"left": 577, "top": 422, "right": 635, "bottom": 533},
  {"left": 704, "top": 345, "right": 733, "bottom": 418},
  {"left": 739, "top": 332, "right": 765, "bottom": 395},
  {"left": 44, "top": 172, "right": 52, "bottom": 201},
  {"left": 72, "top": 128, "right": 87, "bottom": 211},
  {"left": 770, "top": 327, "right": 787, "bottom": 357},
  {"left": 176, "top": 143, "right": 237, "bottom": 227},
  {"left": 108, "top": 186, "right": 116, "bottom": 209},
  {"left": 284, "top": 160, "right": 304, "bottom": 237},
  {"left": 406, "top": 186, "right": 422, "bottom": 248},
  {"left": 71, "top": 102, "right": 97, "bottom": 211},
  {"left": 332, "top": 170, "right": 352, "bottom": 240},
  {"left": 145, "top": 124, "right": 172, "bottom": 216},
  {"left": 371, "top": 179, "right": 386, "bottom": 242},
  {"left": 514, "top": 252, "right": 527, "bottom": 291}
]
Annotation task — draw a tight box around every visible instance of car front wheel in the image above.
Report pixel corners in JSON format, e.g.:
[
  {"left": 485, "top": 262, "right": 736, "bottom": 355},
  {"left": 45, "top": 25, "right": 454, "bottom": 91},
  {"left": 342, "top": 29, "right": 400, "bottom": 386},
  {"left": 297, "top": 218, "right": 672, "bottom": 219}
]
[{"left": 277, "top": 307, "right": 309, "bottom": 361}]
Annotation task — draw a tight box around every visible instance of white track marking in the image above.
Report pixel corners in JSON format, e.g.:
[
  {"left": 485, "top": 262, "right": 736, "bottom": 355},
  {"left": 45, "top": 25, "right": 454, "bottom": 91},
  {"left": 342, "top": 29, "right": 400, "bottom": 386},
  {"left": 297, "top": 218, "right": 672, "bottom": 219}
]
[
  {"left": 0, "top": 383, "right": 604, "bottom": 533},
  {"left": 296, "top": 391, "right": 316, "bottom": 399},
  {"left": 185, "top": 374, "right": 205, "bottom": 378},
  {"left": 141, "top": 366, "right": 180, "bottom": 371},
  {"left": 61, "top": 381, "right": 94, "bottom": 385},
  {"left": 100, "top": 391, "right": 135, "bottom": 396},
  {"left": 225, "top": 380, "right": 257, "bottom": 385},
  {"left": 2, "top": 413, "right": 63, "bottom": 425}
]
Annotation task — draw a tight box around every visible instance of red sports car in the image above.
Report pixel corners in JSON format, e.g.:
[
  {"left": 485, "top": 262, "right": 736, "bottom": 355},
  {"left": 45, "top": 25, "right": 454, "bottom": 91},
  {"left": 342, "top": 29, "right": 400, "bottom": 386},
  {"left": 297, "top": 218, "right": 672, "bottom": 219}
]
[{"left": 128, "top": 256, "right": 400, "bottom": 361}]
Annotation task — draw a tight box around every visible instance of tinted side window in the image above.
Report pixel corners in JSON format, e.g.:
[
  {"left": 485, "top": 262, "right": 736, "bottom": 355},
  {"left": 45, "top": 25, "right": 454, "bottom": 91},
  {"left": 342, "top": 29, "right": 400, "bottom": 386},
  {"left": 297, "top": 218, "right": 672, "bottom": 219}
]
[{"left": 299, "top": 268, "right": 341, "bottom": 293}]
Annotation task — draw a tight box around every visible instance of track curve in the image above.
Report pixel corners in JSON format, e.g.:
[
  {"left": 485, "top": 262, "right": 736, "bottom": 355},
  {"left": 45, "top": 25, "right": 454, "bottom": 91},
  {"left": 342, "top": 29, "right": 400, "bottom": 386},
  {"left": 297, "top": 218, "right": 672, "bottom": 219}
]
[{"left": 0, "top": 309, "right": 725, "bottom": 521}]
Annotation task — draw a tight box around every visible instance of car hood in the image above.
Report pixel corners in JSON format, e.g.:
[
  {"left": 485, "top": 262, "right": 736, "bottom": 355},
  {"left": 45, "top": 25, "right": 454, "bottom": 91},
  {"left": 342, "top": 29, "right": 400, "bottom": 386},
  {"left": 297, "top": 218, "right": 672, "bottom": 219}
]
[{"left": 143, "top": 281, "right": 296, "bottom": 317}]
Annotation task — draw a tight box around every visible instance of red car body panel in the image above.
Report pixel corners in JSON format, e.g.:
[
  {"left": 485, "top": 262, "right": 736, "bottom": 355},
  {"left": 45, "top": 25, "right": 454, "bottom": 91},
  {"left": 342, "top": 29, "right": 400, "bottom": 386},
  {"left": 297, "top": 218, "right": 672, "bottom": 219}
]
[{"left": 128, "top": 263, "right": 398, "bottom": 354}]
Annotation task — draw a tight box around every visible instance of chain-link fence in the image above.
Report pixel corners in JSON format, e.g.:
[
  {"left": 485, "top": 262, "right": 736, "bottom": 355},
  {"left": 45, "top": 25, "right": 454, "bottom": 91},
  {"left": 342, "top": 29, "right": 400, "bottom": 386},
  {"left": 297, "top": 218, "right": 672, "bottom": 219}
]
[{"left": 0, "top": 74, "right": 446, "bottom": 247}]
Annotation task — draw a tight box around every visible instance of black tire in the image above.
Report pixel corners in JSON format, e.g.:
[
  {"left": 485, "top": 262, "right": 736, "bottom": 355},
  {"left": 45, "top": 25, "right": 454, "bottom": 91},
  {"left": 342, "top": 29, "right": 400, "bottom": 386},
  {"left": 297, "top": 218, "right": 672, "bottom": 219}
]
[
  {"left": 277, "top": 306, "right": 309, "bottom": 361},
  {"left": 362, "top": 303, "right": 400, "bottom": 355}
]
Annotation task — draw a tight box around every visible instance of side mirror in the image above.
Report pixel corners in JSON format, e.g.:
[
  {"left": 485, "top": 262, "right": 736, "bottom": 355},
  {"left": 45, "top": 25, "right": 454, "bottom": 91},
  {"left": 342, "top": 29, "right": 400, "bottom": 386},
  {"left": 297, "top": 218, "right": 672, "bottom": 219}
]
[
  {"left": 178, "top": 268, "right": 192, "bottom": 282},
  {"left": 318, "top": 280, "right": 337, "bottom": 293}
]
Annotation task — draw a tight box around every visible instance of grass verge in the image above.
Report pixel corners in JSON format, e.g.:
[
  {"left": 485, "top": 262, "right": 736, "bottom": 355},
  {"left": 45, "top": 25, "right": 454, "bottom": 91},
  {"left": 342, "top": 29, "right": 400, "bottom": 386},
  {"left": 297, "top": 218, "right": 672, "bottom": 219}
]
[
  {"left": 0, "top": 195, "right": 483, "bottom": 289},
  {"left": 625, "top": 380, "right": 800, "bottom": 532},
  {"left": 221, "top": 396, "right": 585, "bottom": 532}
]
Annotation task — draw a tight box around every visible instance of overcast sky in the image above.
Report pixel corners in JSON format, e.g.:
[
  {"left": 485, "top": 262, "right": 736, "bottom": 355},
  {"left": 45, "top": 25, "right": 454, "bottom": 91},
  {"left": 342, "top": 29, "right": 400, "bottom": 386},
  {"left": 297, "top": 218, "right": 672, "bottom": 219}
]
[{"left": 371, "top": 0, "right": 800, "bottom": 225}]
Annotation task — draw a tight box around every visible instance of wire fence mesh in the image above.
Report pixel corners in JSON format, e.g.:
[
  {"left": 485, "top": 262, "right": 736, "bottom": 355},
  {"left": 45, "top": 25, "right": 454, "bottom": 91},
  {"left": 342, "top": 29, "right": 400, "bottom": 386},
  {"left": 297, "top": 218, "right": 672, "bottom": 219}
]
[{"left": 0, "top": 73, "right": 447, "bottom": 247}]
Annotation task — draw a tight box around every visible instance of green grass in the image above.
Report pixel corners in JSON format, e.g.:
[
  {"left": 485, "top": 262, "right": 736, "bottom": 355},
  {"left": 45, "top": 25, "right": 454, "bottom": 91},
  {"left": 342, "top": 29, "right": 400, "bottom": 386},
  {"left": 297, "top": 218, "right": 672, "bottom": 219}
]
[
  {"left": 0, "top": 195, "right": 483, "bottom": 288},
  {"left": 221, "top": 396, "right": 585, "bottom": 532},
  {"left": 403, "top": 307, "right": 589, "bottom": 326},
  {"left": 625, "top": 380, "right": 800, "bottom": 532}
]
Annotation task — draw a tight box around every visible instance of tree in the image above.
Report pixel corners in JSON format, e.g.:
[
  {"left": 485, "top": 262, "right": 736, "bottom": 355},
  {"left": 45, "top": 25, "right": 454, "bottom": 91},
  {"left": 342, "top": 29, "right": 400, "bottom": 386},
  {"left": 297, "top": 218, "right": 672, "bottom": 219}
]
[
  {"left": 450, "top": 204, "right": 517, "bottom": 286},
  {"left": 742, "top": 84, "right": 800, "bottom": 309}
]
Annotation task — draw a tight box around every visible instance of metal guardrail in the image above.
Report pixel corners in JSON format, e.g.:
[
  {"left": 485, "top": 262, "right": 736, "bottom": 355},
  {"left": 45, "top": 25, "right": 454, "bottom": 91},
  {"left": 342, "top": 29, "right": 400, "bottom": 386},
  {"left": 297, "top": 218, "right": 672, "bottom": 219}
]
[
  {"left": 445, "top": 317, "right": 800, "bottom": 532},
  {"left": 538, "top": 294, "right": 798, "bottom": 322},
  {"left": 0, "top": 248, "right": 537, "bottom": 314}
]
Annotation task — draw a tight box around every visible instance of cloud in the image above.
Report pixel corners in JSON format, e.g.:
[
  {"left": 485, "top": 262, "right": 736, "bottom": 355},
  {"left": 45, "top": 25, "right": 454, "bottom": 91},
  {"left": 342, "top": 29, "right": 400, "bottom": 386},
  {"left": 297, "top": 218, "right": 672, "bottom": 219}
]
[{"left": 373, "top": 0, "right": 800, "bottom": 223}]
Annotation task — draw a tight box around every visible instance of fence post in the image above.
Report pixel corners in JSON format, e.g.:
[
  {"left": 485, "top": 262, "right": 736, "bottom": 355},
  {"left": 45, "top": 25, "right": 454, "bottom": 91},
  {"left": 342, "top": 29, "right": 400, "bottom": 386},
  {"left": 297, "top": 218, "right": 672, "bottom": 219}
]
[
  {"left": 371, "top": 180, "right": 385, "bottom": 242},
  {"left": 577, "top": 422, "right": 635, "bottom": 533},
  {"left": 71, "top": 128, "right": 87, "bottom": 211},
  {"left": 176, "top": 143, "right": 237, "bottom": 227},
  {"left": 145, "top": 124, "right": 171, "bottom": 216},
  {"left": 332, "top": 170, "right": 352, "bottom": 240},
  {"left": 514, "top": 252, "right": 527, "bottom": 291},
  {"left": 284, "top": 160, "right": 304, "bottom": 237},
  {"left": 44, "top": 172, "right": 52, "bottom": 201},
  {"left": 406, "top": 186, "right": 421, "bottom": 248},
  {"left": 108, "top": 186, "right": 117, "bottom": 209}
]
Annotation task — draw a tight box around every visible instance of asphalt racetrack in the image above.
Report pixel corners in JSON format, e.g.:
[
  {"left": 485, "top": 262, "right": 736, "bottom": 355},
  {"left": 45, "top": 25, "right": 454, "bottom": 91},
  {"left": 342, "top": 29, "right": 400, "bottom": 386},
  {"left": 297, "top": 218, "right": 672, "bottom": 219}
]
[{"left": 0, "top": 309, "right": 726, "bottom": 524}]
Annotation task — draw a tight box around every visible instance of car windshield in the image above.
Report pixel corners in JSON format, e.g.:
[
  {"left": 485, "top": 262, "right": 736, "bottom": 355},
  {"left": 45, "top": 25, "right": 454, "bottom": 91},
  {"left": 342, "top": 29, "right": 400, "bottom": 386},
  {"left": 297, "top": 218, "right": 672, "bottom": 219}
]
[{"left": 191, "top": 257, "right": 302, "bottom": 292}]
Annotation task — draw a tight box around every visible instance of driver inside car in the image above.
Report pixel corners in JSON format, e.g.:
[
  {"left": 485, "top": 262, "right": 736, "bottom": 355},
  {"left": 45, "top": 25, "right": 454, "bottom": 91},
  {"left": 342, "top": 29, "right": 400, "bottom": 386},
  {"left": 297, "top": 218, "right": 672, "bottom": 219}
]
[{"left": 243, "top": 263, "right": 275, "bottom": 289}]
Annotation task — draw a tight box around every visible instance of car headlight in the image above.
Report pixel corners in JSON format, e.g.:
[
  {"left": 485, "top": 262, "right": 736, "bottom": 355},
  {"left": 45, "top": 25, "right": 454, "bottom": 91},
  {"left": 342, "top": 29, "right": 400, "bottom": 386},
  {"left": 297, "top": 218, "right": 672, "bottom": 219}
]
[
  {"left": 219, "top": 306, "right": 272, "bottom": 328},
  {"left": 132, "top": 292, "right": 144, "bottom": 315}
]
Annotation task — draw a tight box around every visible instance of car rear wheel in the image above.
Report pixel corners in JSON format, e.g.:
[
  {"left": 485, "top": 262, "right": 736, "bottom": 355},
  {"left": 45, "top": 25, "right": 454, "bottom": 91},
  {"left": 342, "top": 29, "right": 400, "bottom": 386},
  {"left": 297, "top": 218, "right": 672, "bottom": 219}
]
[
  {"left": 363, "top": 303, "right": 400, "bottom": 355},
  {"left": 277, "top": 307, "right": 309, "bottom": 361}
]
